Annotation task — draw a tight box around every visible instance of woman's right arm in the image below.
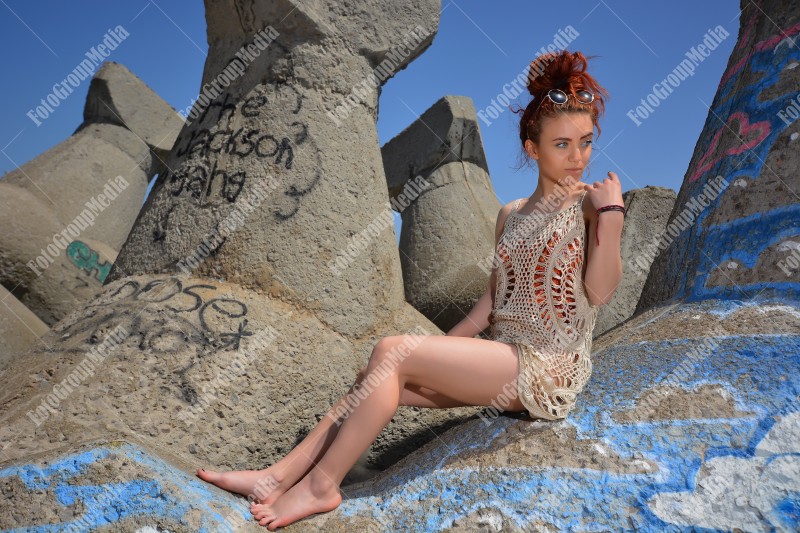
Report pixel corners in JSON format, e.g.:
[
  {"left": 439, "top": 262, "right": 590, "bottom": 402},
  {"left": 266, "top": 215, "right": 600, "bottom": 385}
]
[{"left": 446, "top": 201, "right": 514, "bottom": 337}]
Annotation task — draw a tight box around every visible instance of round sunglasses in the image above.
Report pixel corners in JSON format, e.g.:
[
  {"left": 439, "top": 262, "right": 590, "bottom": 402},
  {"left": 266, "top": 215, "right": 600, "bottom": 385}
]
[{"left": 540, "top": 88, "right": 595, "bottom": 106}]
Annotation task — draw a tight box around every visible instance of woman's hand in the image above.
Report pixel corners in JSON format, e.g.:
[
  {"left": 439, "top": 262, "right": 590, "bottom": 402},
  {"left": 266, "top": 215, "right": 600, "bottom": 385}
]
[{"left": 583, "top": 171, "right": 623, "bottom": 209}]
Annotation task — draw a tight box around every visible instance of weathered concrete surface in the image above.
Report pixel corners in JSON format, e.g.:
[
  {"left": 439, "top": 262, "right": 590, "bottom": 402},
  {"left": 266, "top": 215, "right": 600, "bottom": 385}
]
[
  {"left": 0, "top": 441, "right": 259, "bottom": 532},
  {"left": 594, "top": 186, "right": 675, "bottom": 336},
  {"left": 0, "top": 62, "right": 182, "bottom": 325},
  {"left": 382, "top": 96, "right": 499, "bottom": 332},
  {"left": 294, "top": 300, "right": 799, "bottom": 531},
  {"left": 1, "top": 299, "right": 796, "bottom": 531},
  {"left": 0, "top": 4, "right": 473, "bottom": 531},
  {"left": 1, "top": 123, "right": 152, "bottom": 252},
  {"left": 0, "top": 181, "right": 121, "bottom": 325},
  {"left": 0, "top": 275, "right": 477, "bottom": 473},
  {"left": 1, "top": 0, "right": 798, "bottom": 531},
  {"left": 83, "top": 61, "right": 185, "bottom": 164},
  {"left": 106, "top": 0, "right": 441, "bottom": 340},
  {"left": 636, "top": 0, "right": 800, "bottom": 310},
  {"left": 0, "top": 284, "right": 49, "bottom": 365}
]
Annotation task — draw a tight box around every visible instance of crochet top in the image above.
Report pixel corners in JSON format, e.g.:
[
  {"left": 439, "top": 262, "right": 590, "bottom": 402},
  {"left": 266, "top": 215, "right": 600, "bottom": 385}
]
[{"left": 489, "top": 190, "right": 599, "bottom": 419}]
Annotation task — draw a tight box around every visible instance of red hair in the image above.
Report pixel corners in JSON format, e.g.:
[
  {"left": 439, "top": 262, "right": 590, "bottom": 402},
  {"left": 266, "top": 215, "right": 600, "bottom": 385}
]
[{"left": 513, "top": 50, "right": 609, "bottom": 150}]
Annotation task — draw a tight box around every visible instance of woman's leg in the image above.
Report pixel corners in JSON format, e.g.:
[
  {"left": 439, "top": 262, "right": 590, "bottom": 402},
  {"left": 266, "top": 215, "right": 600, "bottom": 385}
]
[
  {"left": 197, "top": 361, "right": 472, "bottom": 504},
  {"left": 251, "top": 334, "right": 526, "bottom": 529}
]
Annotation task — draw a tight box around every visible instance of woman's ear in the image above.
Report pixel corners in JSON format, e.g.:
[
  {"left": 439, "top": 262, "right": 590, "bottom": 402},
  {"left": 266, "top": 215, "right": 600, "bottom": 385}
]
[{"left": 524, "top": 139, "right": 538, "bottom": 161}]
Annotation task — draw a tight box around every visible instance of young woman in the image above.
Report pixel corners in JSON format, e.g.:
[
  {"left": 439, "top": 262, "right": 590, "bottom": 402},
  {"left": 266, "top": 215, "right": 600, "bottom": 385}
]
[{"left": 197, "top": 49, "right": 624, "bottom": 530}]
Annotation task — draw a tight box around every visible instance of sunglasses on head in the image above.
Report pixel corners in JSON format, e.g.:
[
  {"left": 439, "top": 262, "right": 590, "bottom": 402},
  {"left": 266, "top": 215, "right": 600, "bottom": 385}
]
[{"left": 540, "top": 88, "right": 595, "bottom": 106}]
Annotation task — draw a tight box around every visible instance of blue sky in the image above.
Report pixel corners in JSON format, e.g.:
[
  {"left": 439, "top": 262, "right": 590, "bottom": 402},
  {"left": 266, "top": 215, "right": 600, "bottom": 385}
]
[{"left": 0, "top": 1, "right": 740, "bottom": 210}]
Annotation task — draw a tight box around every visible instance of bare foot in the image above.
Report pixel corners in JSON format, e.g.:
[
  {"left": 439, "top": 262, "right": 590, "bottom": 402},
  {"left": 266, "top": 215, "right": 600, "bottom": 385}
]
[
  {"left": 249, "top": 472, "right": 342, "bottom": 530},
  {"left": 196, "top": 466, "right": 288, "bottom": 505}
]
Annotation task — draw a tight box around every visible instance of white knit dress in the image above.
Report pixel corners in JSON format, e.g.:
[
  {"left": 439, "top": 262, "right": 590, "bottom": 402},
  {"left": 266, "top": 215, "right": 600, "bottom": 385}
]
[{"left": 489, "top": 190, "right": 599, "bottom": 420}]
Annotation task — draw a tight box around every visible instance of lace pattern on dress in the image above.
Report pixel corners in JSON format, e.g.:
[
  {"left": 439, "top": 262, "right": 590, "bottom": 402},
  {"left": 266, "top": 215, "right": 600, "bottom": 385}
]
[{"left": 489, "top": 191, "right": 599, "bottom": 420}]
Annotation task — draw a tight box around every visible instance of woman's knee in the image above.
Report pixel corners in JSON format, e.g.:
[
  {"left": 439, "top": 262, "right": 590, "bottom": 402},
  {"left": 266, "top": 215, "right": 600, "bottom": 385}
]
[{"left": 369, "top": 336, "right": 405, "bottom": 366}]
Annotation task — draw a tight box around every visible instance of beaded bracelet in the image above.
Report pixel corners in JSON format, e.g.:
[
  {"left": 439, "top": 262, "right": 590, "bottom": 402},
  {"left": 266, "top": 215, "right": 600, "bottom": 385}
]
[{"left": 594, "top": 205, "right": 626, "bottom": 246}]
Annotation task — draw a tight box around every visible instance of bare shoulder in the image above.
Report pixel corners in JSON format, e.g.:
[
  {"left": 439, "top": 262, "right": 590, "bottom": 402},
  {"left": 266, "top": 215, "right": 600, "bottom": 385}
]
[{"left": 494, "top": 200, "right": 517, "bottom": 244}]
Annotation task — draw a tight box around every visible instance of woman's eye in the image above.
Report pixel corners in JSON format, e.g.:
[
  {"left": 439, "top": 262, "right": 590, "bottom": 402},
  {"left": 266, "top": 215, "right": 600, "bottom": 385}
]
[{"left": 556, "top": 140, "right": 593, "bottom": 148}]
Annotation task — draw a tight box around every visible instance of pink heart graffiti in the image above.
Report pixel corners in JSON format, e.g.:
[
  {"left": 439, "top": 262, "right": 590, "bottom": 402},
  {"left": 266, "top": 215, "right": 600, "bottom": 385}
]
[{"left": 689, "top": 111, "right": 770, "bottom": 183}]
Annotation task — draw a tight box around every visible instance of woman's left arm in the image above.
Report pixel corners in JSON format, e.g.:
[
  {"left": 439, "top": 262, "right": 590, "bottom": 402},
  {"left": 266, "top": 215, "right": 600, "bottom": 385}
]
[{"left": 583, "top": 172, "right": 624, "bottom": 307}]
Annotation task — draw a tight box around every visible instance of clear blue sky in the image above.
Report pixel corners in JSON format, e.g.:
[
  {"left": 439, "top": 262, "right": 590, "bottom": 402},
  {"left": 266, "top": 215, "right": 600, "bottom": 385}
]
[{"left": 1, "top": 1, "right": 740, "bottom": 212}]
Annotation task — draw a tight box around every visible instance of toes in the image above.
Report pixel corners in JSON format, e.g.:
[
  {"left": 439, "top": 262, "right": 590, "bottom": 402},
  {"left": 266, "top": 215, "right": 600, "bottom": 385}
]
[
  {"left": 251, "top": 504, "right": 275, "bottom": 520},
  {"left": 253, "top": 509, "right": 275, "bottom": 519},
  {"left": 196, "top": 468, "right": 216, "bottom": 481}
]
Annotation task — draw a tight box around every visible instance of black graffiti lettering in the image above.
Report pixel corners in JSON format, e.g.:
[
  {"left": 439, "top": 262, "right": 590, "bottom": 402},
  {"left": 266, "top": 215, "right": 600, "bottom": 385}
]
[
  {"left": 138, "top": 278, "right": 183, "bottom": 303},
  {"left": 242, "top": 95, "right": 267, "bottom": 117},
  {"left": 238, "top": 129, "right": 260, "bottom": 158},
  {"left": 165, "top": 169, "right": 186, "bottom": 197},
  {"left": 59, "top": 277, "right": 254, "bottom": 356},
  {"left": 200, "top": 297, "right": 247, "bottom": 328},
  {"left": 187, "top": 165, "right": 208, "bottom": 200},
  {"left": 227, "top": 127, "right": 251, "bottom": 158},
  {"left": 254, "top": 133, "right": 279, "bottom": 158},
  {"left": 165, "top": 164, "right": 247, "bottom": 204},
  {"left": 180, "top": 128, "right": 209, "bottom": 159},
  {"left": 197, "top": 92, "right": 237, "bottom": 127},
  {"left": 290, "top": 121, "right": 308, "bottom": 145},
  {"left": 222, "top": 171, "right": 246, "bottom": 203},
  {"left": 208, "top": 129, "right": 231, "bottom": 155},
  {"left": 182, "top": 129, "right": 209, "bottom": 159},
  {"left": 217, "top": 92, "right": 237, "bottom": 124},
  {"left": 275, "top": 137, "right": 294, "bottom": 169},
  {"left": 206, "top": 160, "right": 222, "bottom": 200},
  {"left": 167, "top": 284, "right": 216, "bottom": 313},
  {"left": 218, "top": 319, "right": 253, "bottom": 351},
  {"left": 291, "top": 92, "right": 302, "bottom": 114},
  {"left": 109, "top": 280, "right": 140, "bottom": 300}
]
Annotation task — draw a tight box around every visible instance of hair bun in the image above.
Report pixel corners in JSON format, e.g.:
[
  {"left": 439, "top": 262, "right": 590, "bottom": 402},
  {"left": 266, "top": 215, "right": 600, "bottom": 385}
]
[
  {"left": 527, "top": 50, "right": 589, "bottom": 97},
  {"left": 512, "top": 49, "right": 609, "bottom": 147}
]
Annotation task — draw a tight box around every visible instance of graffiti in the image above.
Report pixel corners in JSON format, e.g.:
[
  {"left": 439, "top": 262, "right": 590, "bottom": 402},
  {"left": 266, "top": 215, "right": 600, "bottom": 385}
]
[
  {"left": 192, "top": 90, "right": 237, "bottom": 129},
  {"left": 66, "top": 240, "right": 112, "bottom": 283},
  {"left": 53, "top": 277, "right": 253, "bottom": 355},
  {"left": 688, "top": 111, "right": 770, "bottom": 183},
  {"left": 175, "top": 126, "right": 297, "bottom": 168},
  {"left": 663, "top": 10, "right": 800, "bottom": 302},
  {"left": 142, "top": 83, "right": 322, "bottom": 251},
  {"left": 164, "top": 162, "right": 247, "bottom": 204},
  {"left": 0, "top": 443, "right": 248, "bottom": 531},
  {"left": 174, "top": 92, "right": 305, "bottom": 171}
]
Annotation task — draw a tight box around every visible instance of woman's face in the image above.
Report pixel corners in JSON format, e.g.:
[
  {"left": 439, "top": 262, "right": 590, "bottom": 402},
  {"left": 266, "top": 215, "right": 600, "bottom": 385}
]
[{"left": 525, "top": 112, "right": 594, "bottom": 185}]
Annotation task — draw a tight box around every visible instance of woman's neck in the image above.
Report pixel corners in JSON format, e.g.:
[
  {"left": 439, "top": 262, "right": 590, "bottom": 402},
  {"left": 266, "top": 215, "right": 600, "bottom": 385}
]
[{"left": 531, "top": 175, "right": 580, "bottom": 210}]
